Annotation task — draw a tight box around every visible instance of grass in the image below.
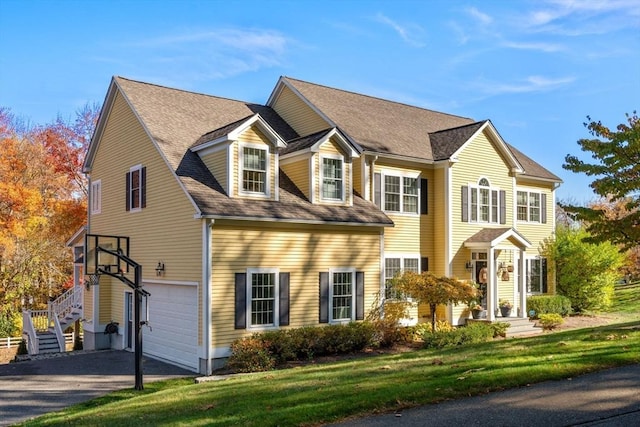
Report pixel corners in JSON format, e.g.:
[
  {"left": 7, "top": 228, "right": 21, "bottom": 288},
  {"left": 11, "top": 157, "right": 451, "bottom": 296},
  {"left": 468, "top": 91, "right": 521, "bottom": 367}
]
[{"left": 22, "top": 283, "right": 640, "bottom": 427}]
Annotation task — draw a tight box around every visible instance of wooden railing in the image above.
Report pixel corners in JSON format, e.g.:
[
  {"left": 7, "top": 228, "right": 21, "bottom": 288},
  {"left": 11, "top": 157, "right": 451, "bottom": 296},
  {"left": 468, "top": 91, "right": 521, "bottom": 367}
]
[
  {"left": 22, "top": 311, "right": 39, "bottom": 354},
  {"left": 50, "top": 286, "right": 83, "bottom": 321}
]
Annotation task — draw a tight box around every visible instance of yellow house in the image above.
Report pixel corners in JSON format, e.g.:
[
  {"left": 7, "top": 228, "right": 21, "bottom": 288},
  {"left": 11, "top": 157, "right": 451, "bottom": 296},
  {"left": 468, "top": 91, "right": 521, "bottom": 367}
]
[{"left": 81, "top": 76, "right": 561, "bottom": 374}]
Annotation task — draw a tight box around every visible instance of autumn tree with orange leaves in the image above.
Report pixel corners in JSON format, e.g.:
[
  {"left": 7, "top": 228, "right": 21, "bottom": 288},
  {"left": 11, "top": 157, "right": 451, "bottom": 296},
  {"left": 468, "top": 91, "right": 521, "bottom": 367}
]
[{"left": 0, "top": 106, "right": 98, "bottom": 335}]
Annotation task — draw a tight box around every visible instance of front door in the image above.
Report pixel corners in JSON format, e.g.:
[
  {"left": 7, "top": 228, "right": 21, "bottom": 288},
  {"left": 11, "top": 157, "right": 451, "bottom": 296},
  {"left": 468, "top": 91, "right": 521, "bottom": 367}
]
[
  {"left": 474, "top": 255, "right": 488, "bottom": 309},
  {"left": 125, "top": 292, "right": 133, "bottom": 350}
]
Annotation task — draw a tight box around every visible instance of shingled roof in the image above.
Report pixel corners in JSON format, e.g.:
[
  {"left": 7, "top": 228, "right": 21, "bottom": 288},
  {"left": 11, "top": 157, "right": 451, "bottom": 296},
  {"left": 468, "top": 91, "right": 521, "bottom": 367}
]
[
  {"left": 277, "top": 77, "right": 561, "bottom": 182},
  {"left": 112, "top": 77, "right": 392, "bottom": 226}
]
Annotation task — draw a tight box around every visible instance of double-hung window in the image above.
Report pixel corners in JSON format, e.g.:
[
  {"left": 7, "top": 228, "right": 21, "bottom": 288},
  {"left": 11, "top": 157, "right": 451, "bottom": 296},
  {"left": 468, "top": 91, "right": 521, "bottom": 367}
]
[
  {"left": 125, "top": 165, "right": 146, "bottom": 212},
  {"left": 384, "top": 256, "right": 419, "bottom": 299},
  {"left": 321, "top": 155, "right": 344, "bottom": 201},
  {"left": 517, "top": 190, "right": 541, "bottom": 222},
  {"left": 241, "top": 145, "right": 268, "bottom": 195},
  {"left": 330, "top": 269, "right": 355, "bottom": 322},
  {"left": 91, "top": 179, "right": 101, "bottom": 214},
  {"left": 249, "top": 270, "right": 277, "bottom": 327},
  {"left": 526, "top": 257, "right": 547, "bottom": 294},
  {"left": 463, "top": 178, "right": 504, "bottom": 224},
  {"left": 383, "top": 174, "right": 419, "bottom": 214}
]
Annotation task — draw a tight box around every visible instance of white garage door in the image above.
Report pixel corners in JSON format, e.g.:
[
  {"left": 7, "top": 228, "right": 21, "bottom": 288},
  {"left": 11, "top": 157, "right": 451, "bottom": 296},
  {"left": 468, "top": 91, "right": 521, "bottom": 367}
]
[{"left": 142, "top": 282, "right": 199, "bottom": 371}]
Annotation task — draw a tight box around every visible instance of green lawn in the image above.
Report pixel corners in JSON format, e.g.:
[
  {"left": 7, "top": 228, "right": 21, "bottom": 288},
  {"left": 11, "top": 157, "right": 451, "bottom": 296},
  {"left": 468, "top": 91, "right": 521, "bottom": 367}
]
[{"left": 23, "top": 283, "right": 640, "bottom": 427}]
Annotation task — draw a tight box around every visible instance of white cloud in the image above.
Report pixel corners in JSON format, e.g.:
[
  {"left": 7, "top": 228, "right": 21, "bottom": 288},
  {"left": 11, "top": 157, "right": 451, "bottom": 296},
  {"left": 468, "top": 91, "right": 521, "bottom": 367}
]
[
  {"left": 477, "top": 75, "right": 576, "bottom": 95},
  {"left": 465, "top": 7, "right": 493, "bottom": 26},
  {"left": 111, "top": 28, "right": 291, "bottom": 81},
  {"left": 502, "top": 41, "right": 565, "bottom": 52},
  {"left": 373, "top": 13, "right": 426, "bottom": 47}
]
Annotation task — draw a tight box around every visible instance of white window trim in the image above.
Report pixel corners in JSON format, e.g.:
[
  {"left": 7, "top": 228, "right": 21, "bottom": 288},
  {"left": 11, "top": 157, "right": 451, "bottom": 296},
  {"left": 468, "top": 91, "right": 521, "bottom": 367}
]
[
  {"left": 329, "top": 267, "right": 356, "bottom": 323},
  {"left": 91, "top": 179, "right": 101, "bottom": 214},
  {"left": 129, "top": 164, "right": 143, "bottom": 213},
  {"left": 238, "top": 142, "right": 271, "bottom": 199},
  {"left": 517, "top": 190, "right": 542, "bottom": 223},
  {"left": 525, "top": 256, "right": 544, "bottom": 295},
  {"left": 319, "top": 153, "right": 345, "bottom": 203},
  {"left": 384, "top": 254, "right": 420, "bottom": 301},
  {"left": 381, "top": 170, "right": 420, "bottom": 215},
  {"left": 246, "top": 267, "right": 279, "bottom": 330},
  {"left": 468, "top": 178, "right": 501, "bottom": 224}
]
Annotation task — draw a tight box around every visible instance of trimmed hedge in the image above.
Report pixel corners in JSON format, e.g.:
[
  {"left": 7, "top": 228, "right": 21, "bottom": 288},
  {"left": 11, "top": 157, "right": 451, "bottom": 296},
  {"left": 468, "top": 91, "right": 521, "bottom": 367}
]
[
  {"left": 421, "top": 322, "right": 502, "bottom": 349},
  {"left": 227, "top": 322, "right": 379, "bottom": 372},
  {"left": 527, "top": 295, "right": 572, "bottom": 318}
]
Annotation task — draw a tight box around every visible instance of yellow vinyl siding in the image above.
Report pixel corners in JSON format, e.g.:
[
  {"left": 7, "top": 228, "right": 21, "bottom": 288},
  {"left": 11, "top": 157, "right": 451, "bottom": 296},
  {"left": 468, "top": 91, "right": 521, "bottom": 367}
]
[
  {"left": 200, "top": 148, "right": 228, "bottom": 193},
  {"left": 353, "top": 156, "right": 363, "bottom": 196},
  {"left": 89, "top": 90, "right": 203, "bottom": 339},
  {"left": 384, "top": 215, "right": 420, "bottom": 253},
  {"left": 515, "top": 182, "right": 555, "bottom": 251},
  {"left": 210, "top": 221, "right": 381, "bottom": 349},
  {"left": 280, "top": 158, "right": 310, "bottom": 200},
  {"left": 271, "top": 85, "right": 329, "bottom": 136},
  {"left": 450, "top": 130, "right": 514, "bottom": 278}
]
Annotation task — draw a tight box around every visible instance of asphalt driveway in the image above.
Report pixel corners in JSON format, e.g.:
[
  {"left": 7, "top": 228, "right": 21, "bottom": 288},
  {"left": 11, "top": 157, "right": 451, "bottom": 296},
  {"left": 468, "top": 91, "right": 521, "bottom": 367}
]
[{"left": 0, "top": 350, "right": 195, "bottom": 426}]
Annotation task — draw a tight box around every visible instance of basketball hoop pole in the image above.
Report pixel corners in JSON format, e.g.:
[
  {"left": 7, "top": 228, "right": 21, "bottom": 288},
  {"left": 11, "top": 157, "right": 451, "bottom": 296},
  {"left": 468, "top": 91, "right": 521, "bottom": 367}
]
[{"left": 91, "top": 244, "right": 148, "bottom": 391}]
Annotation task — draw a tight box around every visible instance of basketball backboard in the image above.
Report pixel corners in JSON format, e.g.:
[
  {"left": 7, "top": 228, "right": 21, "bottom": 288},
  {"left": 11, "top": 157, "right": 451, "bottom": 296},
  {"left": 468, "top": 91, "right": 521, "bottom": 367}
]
[{"left": 85, "top": 234, "right": 130, "bottom": 275}]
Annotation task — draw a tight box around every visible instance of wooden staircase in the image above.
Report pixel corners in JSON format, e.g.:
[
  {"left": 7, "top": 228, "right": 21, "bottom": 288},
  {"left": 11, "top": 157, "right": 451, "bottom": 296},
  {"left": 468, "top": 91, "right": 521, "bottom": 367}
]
[{"left": 22, "top": 285, "right": 83, "bottom": 355}]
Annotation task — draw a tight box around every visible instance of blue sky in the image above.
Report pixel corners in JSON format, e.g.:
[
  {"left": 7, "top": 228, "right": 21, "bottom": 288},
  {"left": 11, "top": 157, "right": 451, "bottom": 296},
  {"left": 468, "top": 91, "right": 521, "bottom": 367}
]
[{"left": 1, "top": 0, "right": 638, "bottom": 203}]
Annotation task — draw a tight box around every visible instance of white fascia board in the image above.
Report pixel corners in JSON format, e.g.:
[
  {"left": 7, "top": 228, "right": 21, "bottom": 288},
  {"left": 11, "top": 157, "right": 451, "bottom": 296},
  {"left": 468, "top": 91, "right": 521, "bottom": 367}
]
[
  {"left": 199, "top": 214, "right": 394, "bottom": 228},
  {"left": 84, "top": 78, "right": 119, "bottom": 173},
  {"left": 361, "top": 150, "right": 434, "bottom": 167},
  {"left": 230, "top": 114, "right": 287, "bottom": 149},
  {"left": 310, "top": 128, "right": 359, "bottom": 159},
  {"left": 189, "top": 135, "right": 231, "bottom": 153}
]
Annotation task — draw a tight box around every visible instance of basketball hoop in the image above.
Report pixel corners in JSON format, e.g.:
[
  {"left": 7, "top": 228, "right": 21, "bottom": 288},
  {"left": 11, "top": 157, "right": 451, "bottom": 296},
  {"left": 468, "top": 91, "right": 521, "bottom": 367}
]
[{"left": 85, "top": 273, "right": 100, "bottom": 290}]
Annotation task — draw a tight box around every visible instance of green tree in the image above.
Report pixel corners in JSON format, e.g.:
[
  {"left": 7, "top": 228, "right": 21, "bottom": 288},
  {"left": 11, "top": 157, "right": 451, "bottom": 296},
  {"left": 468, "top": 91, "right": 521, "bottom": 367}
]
[
  {"left": 394, "top": 271, "right": 477, "bottom": 332},
  {"left": 541, "top": 226, "right": 625, "bottom": 312},
  {"left": 562, "top": 112, "right": 640, "bottom": 250}
]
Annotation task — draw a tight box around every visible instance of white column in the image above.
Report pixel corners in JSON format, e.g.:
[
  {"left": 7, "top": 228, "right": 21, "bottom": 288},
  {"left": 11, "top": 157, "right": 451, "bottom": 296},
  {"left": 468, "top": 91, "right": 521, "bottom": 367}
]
[
  {"left": 487, "top": 247, "right": 496, "bottom": 321},
  {"left": 519, "top": 248, "right": 526, "bottom": 318}
]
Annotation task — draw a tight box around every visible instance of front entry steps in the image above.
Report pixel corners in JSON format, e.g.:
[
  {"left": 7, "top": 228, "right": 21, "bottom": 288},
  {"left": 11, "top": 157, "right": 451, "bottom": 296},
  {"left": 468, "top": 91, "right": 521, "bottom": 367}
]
[
  {"left": 496, "top": 317, "right": 543, "bottom": 337},
  {"left": 37, "top": 332, "right": 61, "bottom": 354}
]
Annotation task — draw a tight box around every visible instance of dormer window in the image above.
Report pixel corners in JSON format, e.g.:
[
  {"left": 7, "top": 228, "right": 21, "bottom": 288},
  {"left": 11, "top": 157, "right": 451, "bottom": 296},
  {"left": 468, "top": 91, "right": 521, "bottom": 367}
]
[
  {"left": 240, "top": 144, "right": 269, "bottom": 196},
  {"left": 321, "top": 155, "right": 344, "bottom": 201}
]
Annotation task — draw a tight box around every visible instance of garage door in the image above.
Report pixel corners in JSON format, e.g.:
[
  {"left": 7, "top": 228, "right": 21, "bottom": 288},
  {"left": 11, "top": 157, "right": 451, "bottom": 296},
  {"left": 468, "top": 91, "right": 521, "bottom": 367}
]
[{"left": 142, "top": 282, "right": 199, "bottom": 372}]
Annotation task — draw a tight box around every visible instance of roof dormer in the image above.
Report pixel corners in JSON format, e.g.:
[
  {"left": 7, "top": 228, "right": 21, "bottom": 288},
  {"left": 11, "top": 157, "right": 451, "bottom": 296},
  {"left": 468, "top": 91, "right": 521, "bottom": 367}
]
[
  {"left": 280, "top": 128, "right": 359, "bottom": 207},
  {"left": 191, "top": 114, "right": 286, "bottom": 200}
]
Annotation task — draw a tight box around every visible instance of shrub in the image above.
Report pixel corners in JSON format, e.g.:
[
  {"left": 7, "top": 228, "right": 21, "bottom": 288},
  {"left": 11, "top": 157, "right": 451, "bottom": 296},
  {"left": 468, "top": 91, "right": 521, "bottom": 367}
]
[
  {"left": 527, "top": 295, "right": 572, "bottom": 318},
  {"left": 538, "top": 313, "right": 564, "bottom": 330},
  {"left": 227, "top": 336, "right": 275, "bottom": 373},
  {"left": 490, "top": 322, "right": 510, "bottom": 338},
  {"left": 422, "top": 322, "right": 495, "bottom": 349},
  {"left": 17, "top": 338, "right": 28, "bottom": 355},
  {"left": 73, "top": 334, "right": 83, "bottom": 351}
]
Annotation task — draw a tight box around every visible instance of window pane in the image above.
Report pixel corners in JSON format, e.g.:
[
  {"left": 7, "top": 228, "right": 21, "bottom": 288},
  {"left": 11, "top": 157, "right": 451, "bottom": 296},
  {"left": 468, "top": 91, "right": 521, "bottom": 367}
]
[
  {"left": 251, "top": 273, "right": 275, "bottom": 325},
  {"left": 243, "top": 147, "right": 267, "bottom": 193},
  {"left": 403, "top": 177, "right": 418, "bottom": 213},
  {"left": 528, "top": 259, "right": 542, "bottom": 293},
  {"left": 530, "top": 193, "right": 541, "bottom": 222},
  {"left": 384, "top": 176, "right": 400, "bottom": 212},
  {"left": 131, "top": 169, "right": 140, "bottom": 209},
  {"left": 332, "top": 272, "right": 352, "bottom": 320},
  {"left": 471, "top": 189, "right": 478, "bottom": 221},
  {"left": 322, "top": 158, "right": 343, "bottom": 199},
  {"left": 404, "top": 258, "right": 419, "bottom": 272},
  {"left": 384, "top": 258, "right": 401, "bottom": 299},
  {"left": 517, "top": 191, "right": 528, "bottom": 221},
  {"left": 479, "top": 188, "right": 489, "bottom": 222}
]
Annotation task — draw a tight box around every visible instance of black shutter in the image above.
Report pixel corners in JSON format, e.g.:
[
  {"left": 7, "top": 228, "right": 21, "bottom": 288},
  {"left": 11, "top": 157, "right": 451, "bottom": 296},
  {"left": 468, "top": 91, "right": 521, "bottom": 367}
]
[
  {"left": 319, "top": 272, "right": 329, "bottom": 323},
  {"left": 421, "top": 257, "right": 429, "bottom": 272},
  {"left": 125, "top": 172, "right": 131, "bottom": 211},
  {"left": 141, "top": 166, "right": 147, "bottom": 208},
  {"left": 500, "top": 190, "right": 506, "bottom": 224},
  {"left": 279, "top": 272, "right": 290, "bottom": 326},
  {"left": 461, "top": 186, "right": 469, "bottom": 222},
  {"left": 541, "top": 258, "right": 548, "bottom": 293},
  {"left": 420, "top": 178, "right": 428, "bottom": 215},
  {"left": 374, "top": 173, "right": 381, "bottom": 208},
  {"left": 355, "top": 271, "right": 365, "bottom": 320},
  {"left": 541, "top": 193, "right": 547, "bottom": 224},
  {"left": 234, "top": 273, "right": 247, "bottom": 329}
]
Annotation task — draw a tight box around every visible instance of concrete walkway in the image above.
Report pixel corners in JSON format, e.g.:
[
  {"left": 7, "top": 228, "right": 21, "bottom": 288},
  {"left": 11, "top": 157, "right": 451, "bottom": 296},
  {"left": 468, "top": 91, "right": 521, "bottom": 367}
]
[
  {"left": 328, "top": 364, "right": 640, "bottom": 427},
  {"left": 0, "top": 350, "right": 194, "bottom": 426}
]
